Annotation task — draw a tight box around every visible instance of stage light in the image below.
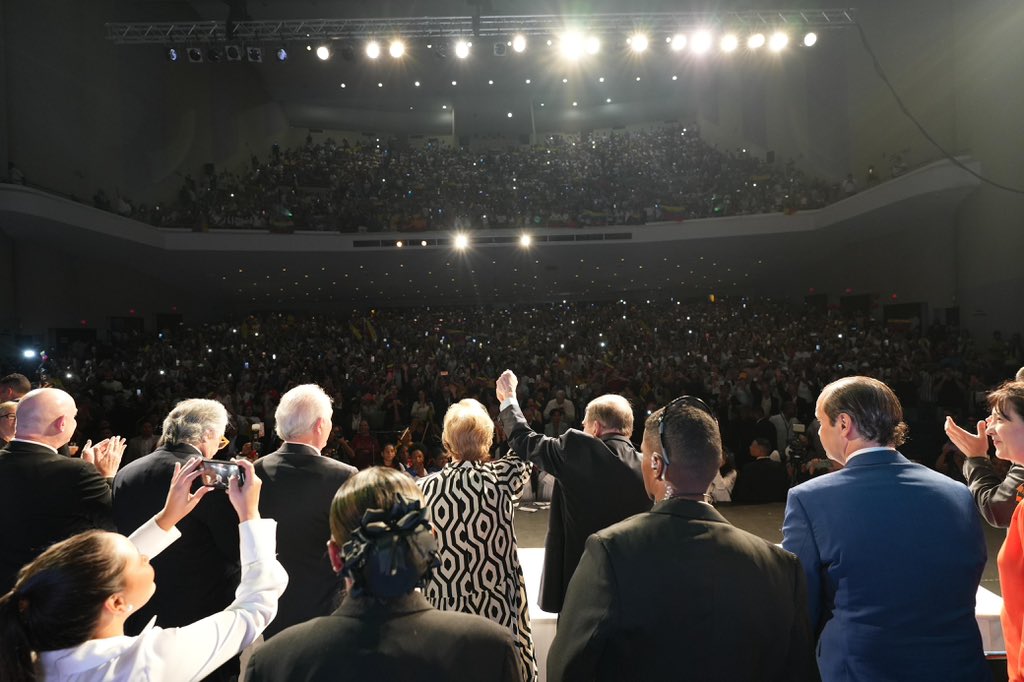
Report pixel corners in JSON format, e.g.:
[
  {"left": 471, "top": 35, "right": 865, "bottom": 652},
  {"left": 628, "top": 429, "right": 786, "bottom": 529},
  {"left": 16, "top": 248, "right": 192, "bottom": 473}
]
[
  {"left": 388, "top": 40, "right": 405, "bottom": 58},
  {"left": 396, "top": 240, "right": 404, "bottom": 248},
  {"left": 670, "top": 34, "right": 687, "bottom": 51},
  {"left": 803, "top": 32, "right": 818, "bottom": 47},
  {"left": 628, "top": 34, "right": 649, "bottom": 53},
  {"left": 365, "top": 41, "right": 381, "bottom": 59},
  {"left": 454, "top": 233, "right": 469, "bottom": 249},
  {"left": 246, "top": 47, "right": 263, "bottom": 62},
  {"left": 507, "top": 112, "right": 513, "bottom": 118},
  {"left": 414, "top": 80, "right": 420, "bottom": 86},
  {"left": 275, "top": 47, "right": 288, "bottom": 61},
  {"left": 207, "top": 47, "right": 223, "bottom": 62},
  {"left": 769, "top": 32, "right": 789, "bottom": 52},
  {"left": 166, "top": 48, "right": 179, "bottom": 62},
  {"left": 585, "top": 35, "right": 601, "bottom": 55},
  {"left": 22, "top": 349, "right": 36, "bottom": 359},
  {"left": 747, "top": 33, "right": 766, "bottom": 49},
  {"left": 316, "top": 45, "right": 331, "bottom": 60},
  {"left": 691, "top": 31, "right": 713, "bottom": 54},
  {"left": 512, "top": 34, "right": 527, "bottom": 53},
  {"left": 720, "top": 34, "right": 739, "bottom": 52},
  {"left": 560, "top": 31, "right": 584, "bottom": 59},
  {"left": 520, "top": 234, "right": 532, "bottom": 247},
  {"left": 225, "top": 45, "right": 242, "bottom": 61},
  {"left": 455, "top": 40, "right": 470, "bottom": 59}
]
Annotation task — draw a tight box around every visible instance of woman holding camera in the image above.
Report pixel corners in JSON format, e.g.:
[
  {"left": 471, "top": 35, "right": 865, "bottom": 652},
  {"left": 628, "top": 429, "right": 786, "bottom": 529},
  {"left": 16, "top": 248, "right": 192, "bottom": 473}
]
[
  {"left": 0, "top": 457, "right": 287, "bottom": 682},
  {"left": 418, "top": 399, "right": 537, "bottom": 682}
]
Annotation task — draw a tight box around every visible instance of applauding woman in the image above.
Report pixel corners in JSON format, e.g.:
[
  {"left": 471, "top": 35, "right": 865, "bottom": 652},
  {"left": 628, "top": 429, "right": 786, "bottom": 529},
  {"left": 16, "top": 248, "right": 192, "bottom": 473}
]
[
  {"left": 418, "top": 399, "right": 536, "bottom": 681},
  {"left": 0, "top": 457, "right": 286, "bottom": 682}
]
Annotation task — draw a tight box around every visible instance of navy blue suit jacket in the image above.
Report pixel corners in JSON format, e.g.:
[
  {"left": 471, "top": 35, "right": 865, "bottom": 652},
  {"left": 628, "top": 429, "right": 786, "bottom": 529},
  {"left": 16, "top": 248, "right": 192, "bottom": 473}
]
[{"left": 782, "top": 448, "right": 988, "bottom": 681}]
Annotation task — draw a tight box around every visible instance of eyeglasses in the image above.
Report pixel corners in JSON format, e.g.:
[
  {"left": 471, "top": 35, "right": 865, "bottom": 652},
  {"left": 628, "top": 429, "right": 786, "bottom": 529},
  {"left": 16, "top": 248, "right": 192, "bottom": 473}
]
[
  {"left": 656, "top": 395, "right": 716, "bottom": 468},
  {"left": 218, "top": 436, "right": 230, "bottom": 451},
  {"left": 0, "top": 414, "right": 15, "bottom": 420}
]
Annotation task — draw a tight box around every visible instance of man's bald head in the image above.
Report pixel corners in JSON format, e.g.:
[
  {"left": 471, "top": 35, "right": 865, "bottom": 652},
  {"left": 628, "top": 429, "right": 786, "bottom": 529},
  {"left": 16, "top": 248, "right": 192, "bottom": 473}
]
[{"left": 14, "top": 388, "right": 78, "bottom": 448}]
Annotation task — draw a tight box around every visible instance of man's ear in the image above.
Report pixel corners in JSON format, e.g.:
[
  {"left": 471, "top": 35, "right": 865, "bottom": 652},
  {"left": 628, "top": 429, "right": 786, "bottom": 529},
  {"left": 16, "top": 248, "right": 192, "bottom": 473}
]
[{"left": 327, "top": 539, "right": 344, "bottom": 574}]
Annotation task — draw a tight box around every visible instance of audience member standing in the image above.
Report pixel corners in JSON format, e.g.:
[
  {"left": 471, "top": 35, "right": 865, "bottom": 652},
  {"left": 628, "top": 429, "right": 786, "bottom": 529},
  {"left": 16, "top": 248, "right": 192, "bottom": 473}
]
[
  {"left": 246, "top": 467, "right": 520, "bottom": 682},
  {"left": 497, "top": 369, "right": 650, "bottom": 614},
  {"left": 0, "top": 373, "right": 31, "bottom": 402},
  {"left": 254, "top": 384, "right": 357, "bottom": 638},
  {"left": 732, "top": 438, "right": 790, "bottom": 504},
  {"left": 783, "top": 376, "right": 988, "bottom": 681},
  {"left": 419, "top": 399, "right": 537, "bottom": 681},
  {"left": 548, "top": 396, "right": 817, "bottom": 681},
  {"left": 112, "top": 399, "right": 241, "bottom": 681},
  {"left": 0, "top": 388, "right": 122, "bottom": 593}
]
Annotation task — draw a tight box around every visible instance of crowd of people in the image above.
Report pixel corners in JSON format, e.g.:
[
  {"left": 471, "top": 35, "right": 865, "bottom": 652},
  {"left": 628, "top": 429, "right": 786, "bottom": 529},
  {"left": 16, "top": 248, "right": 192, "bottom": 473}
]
[{"left": 112, "top": 126, "right": 839, "bottom": 232}]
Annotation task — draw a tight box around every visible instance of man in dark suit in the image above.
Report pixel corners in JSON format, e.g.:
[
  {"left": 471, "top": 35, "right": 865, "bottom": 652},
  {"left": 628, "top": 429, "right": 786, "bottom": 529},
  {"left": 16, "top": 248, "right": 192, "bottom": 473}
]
[
  {"left": 0, "top": 388, "right": 120, "bottom": 593},
  {"left": 496, "top": 369, "right": 651, "bottom": 614},
  {"left": 255, "top": 383, "right": 357, "bottom": 638},
  {"left": 0, "top": 372, "right": 31, "bottom": 402},
  {"left": 112, "top": 398, "right": 240, "bottom": 680},
  {"left": 732, "top": 437, "right": 790, "bottom": 503},
  {"left": 783, "top": 376, "right": 988, "bottom": 681},
  {"left": 548, "top": 396, "right": 818, "bottom": 681}
]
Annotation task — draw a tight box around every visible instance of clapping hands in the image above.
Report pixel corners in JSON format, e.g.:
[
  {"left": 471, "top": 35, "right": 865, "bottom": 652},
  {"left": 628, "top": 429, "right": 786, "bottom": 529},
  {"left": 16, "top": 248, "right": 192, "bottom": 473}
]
[{"left": 81, "top": 436, "right": 127, "bottom": 477}]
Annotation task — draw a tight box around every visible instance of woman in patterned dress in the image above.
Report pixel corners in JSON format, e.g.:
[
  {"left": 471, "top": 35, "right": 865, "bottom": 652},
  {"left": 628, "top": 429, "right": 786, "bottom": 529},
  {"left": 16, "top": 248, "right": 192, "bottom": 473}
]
[{"left": 418, "top": 399, "right": 537, "bottom": 682}]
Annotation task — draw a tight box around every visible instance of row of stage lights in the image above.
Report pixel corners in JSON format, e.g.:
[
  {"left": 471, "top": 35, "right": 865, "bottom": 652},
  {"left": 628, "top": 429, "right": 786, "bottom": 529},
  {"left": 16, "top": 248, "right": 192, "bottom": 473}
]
[
  {"left": 393, "top": 234, "right": 529, "bottom": 249},
  {"left": 166, "top": 29, "right": 819, "bottom": 63}
]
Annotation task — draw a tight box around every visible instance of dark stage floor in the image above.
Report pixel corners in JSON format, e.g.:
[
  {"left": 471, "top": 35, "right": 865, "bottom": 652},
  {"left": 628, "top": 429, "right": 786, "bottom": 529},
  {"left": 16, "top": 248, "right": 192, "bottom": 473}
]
[{"left": 514, "top": 502, "right": 1006, "bottom": 596}]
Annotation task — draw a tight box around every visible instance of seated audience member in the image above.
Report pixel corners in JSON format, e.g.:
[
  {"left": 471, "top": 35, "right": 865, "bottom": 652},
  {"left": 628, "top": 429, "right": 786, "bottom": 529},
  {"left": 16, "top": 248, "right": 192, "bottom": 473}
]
[
  {"left": 340, "top": 420, "right": 379, "bottom": 469},
  {"left": 706, "top": 449, "right": 737, "bottom": 503},
  {"left": 407, "top": 448, "right": 429, "bottom": 478},
  {"left": 254, "top": 384, "right": 357, "bottom": 639},
  {"left": 548, "top": 396, "right": 817, "bottom": 681},
  {"left": 419, "top": 399, "right": 537, "bottom": 681},
  {"left": 0, "top": 401, "right": 16, "bottom": 447},
  {"left": 732, "top": 437, "right": 791, "bottom": 504},
  {"left": 112, "top": 399, "right": 242, "bottom": 680},
  {"left": 544, "top": 408, "right": 570, "bottom": 437},
  {"left": 783, "top": 377, "right": 988, "bottom": 681},
  {"left": 0, "top": 457, "right": 285, "bottom": 682},
  {"left": 0, "top": 389, "right": 123, "bottom": 594},
  {"left": 381, "top": 442, "right": 406, "bottom": 472},
  {"left": 245, "top": 467, "right": 520, "bottom": 682},
  {"left": 544, "top": 389, "right": 576, "bottom": 425}
]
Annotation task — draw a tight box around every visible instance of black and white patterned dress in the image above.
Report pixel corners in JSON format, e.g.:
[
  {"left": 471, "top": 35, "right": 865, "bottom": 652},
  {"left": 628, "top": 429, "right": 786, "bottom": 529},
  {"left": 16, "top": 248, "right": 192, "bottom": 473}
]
[{"left": 418, "top": 456, "right": 537, "bottom": 682}]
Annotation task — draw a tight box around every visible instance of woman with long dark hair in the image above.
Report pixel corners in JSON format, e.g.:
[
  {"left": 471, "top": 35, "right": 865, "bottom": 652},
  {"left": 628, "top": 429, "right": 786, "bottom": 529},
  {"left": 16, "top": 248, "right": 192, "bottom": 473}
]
[{"left": 0, "top": 457, "right": 286, "bottom": 682}]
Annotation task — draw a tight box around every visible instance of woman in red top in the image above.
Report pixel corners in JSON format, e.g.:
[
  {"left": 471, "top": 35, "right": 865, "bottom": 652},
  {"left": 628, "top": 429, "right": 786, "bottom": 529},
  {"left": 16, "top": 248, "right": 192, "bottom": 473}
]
[{"left": 947, "top": 380, "right": 1024, "bottom": 679}]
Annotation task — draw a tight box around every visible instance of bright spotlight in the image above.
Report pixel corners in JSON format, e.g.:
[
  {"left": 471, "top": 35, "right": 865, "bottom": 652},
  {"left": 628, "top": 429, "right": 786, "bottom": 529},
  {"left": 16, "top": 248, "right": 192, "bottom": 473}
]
[
  {"left": 628, "top": 34, "right": 649, "bottom": 53},
  {"left": 585, "top": 35, "right": 601, "bottom": 55},
  {"left": 769, "top": 32, "right": 789, "bottom": 52},
  {"left": 691, "top": 31, "right": 713, "bottom": 54},
  {"left": 454, "top": 40, "right": 470, "bottom": 59},
  {"left": 316, "top": 45, "right": 331, "bottom": 61},
  {"left": 720, "top": 34, "right": 739, "bottom": 52},
  {"left": 388, "top": 40, "right": 405, "bottom": 58},
  {"left": 365, "top": 41, "right": 381, "bottom": 59},
  {"left": 22, "top": 349, "right": 37, "bottom": 359},
  {"left": 670, "top": 34, "right": 687, "bottom": 51},
  {"left": 520, "top": 234, "right": 532, "bottom": 247},
  {"left": 512, "top": 34, "right": 527, "bottom": 53},
  {"left": 454, "top": 233, "right": 469, "bottom": 249},
  {"left": 803, "top": 32, "right": 818, "bottom": 47},
  {"left": 747, "top": 33, "right": 766, "bottom": 49},
  {"left": 560, "top": 31, "right": 584, "bottom": 59},
  {"left": 396, "top": 240, "right": 404, "bottom": 248}
]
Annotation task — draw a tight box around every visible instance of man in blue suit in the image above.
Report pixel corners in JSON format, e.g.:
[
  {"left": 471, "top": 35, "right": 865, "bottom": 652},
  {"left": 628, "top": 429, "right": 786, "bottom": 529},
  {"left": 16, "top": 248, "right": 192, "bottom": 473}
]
[{"left": 782, "top": 376, "right": 988, "bottom": 681}]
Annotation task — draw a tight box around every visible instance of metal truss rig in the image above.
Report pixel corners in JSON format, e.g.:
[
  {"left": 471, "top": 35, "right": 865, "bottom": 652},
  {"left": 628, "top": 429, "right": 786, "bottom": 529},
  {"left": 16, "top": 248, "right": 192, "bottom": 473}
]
[{"left": 105, "top": 10, "right": 857, "bottom": 45}]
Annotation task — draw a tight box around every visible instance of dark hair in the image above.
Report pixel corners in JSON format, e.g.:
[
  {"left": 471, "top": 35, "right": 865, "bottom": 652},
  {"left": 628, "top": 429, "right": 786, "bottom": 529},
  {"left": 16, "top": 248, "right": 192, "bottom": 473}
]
[
  {"left": 989, "top": 381, "right": 1024, "bottom": 422},
  {"left": 0, "top": 531, "right": 125, "bottom": 682},
  {"left": 752, "top": 437, "right": 773, "bottom": 452},
  {"left": 0, "top": 374, "right": 31, "bottom": 397},
  {"left": 644, "top": 403, "right": 722, "bottom": 487},
  {"left": 819, "top": 376, "right": 908, "bottom": 447}
]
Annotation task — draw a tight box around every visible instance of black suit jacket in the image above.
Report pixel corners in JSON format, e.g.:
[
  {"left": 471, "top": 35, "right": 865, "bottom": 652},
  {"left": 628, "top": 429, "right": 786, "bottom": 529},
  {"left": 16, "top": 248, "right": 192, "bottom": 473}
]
[
  {"left": 0, "top": 440, "right": 115, "bottom": 593},
  {"left": 112, "top": 444, "right": 240, "bottom": 632},
  {"left": 499, "top": 401, "right": 651, "bottom": 613},
  {"left": 245, "top": 592, "right": 520, "bottom": 682},
  {"left": 548, "top": 498, "right": 819, "bottom": 682},
  {"left": 732, "top": 457, "right": 790, "bottom": 504},
  {"left": 254, "top": 442, "right": 357, "bottom": 638}
]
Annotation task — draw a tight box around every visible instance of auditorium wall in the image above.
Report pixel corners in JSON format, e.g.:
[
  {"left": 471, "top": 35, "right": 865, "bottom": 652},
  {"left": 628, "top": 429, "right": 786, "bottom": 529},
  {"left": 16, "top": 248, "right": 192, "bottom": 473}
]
[{"left": 2, "top": 0, "right": 291, "bottom": 205}]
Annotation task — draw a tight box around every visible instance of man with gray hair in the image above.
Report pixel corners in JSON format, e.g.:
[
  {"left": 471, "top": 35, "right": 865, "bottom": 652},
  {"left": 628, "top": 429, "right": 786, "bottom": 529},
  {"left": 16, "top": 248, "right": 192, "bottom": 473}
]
[
  {"left": 255, "top": 383, "right": 357, "bottom": 638},
  {"left": 112, "top": 398, "right": 242, "bottom": 682},
  {"left": 497, "top": 370, "right": 650, "bottom": 614}
]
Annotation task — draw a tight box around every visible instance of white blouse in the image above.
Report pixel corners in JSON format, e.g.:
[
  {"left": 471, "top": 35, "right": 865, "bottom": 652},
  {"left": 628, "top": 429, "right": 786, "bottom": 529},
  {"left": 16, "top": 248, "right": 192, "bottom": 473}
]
[{"left": 38, "top": 517, "right": 287, "bottom": 682}]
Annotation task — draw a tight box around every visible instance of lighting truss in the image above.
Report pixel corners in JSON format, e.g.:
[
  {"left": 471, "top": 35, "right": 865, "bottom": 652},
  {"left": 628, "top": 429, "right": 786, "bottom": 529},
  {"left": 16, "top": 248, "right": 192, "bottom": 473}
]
[{"left": 105, "top": 10, "right": 856, "bottom": 45}]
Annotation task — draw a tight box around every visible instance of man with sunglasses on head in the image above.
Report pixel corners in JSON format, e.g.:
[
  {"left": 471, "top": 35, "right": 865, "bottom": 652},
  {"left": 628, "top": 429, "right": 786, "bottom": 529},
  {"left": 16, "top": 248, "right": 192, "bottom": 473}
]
[
  {"left": 496, "top": 370, "right": 650, "bottom": 615},
  {"left": 112, "top": 398, "right": 244, "bottom": 682},
  {"left": 548, "top": 396, "right": 818, "bottom": 682}
]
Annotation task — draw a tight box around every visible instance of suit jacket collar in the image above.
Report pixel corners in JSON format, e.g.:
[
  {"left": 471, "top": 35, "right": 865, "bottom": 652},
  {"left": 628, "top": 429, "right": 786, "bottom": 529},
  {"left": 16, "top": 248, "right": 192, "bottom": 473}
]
[
  {"left": 649, "top": 496, "right": 729, "bottom": 524},
  {"left": 335, "top": 591, "right": 434, "bottom": 618},
  {"left": 1, "top": 439, "right": 63, "bottom": 457},
  {"left": 600, "top": 433, "right": 635, "bottom": 450},
  {"left": 843, "top": 448, "right": 906, "bottom": 468},
  {"left": 272, "top": 442, "right": 321, "bottom": 458}
]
